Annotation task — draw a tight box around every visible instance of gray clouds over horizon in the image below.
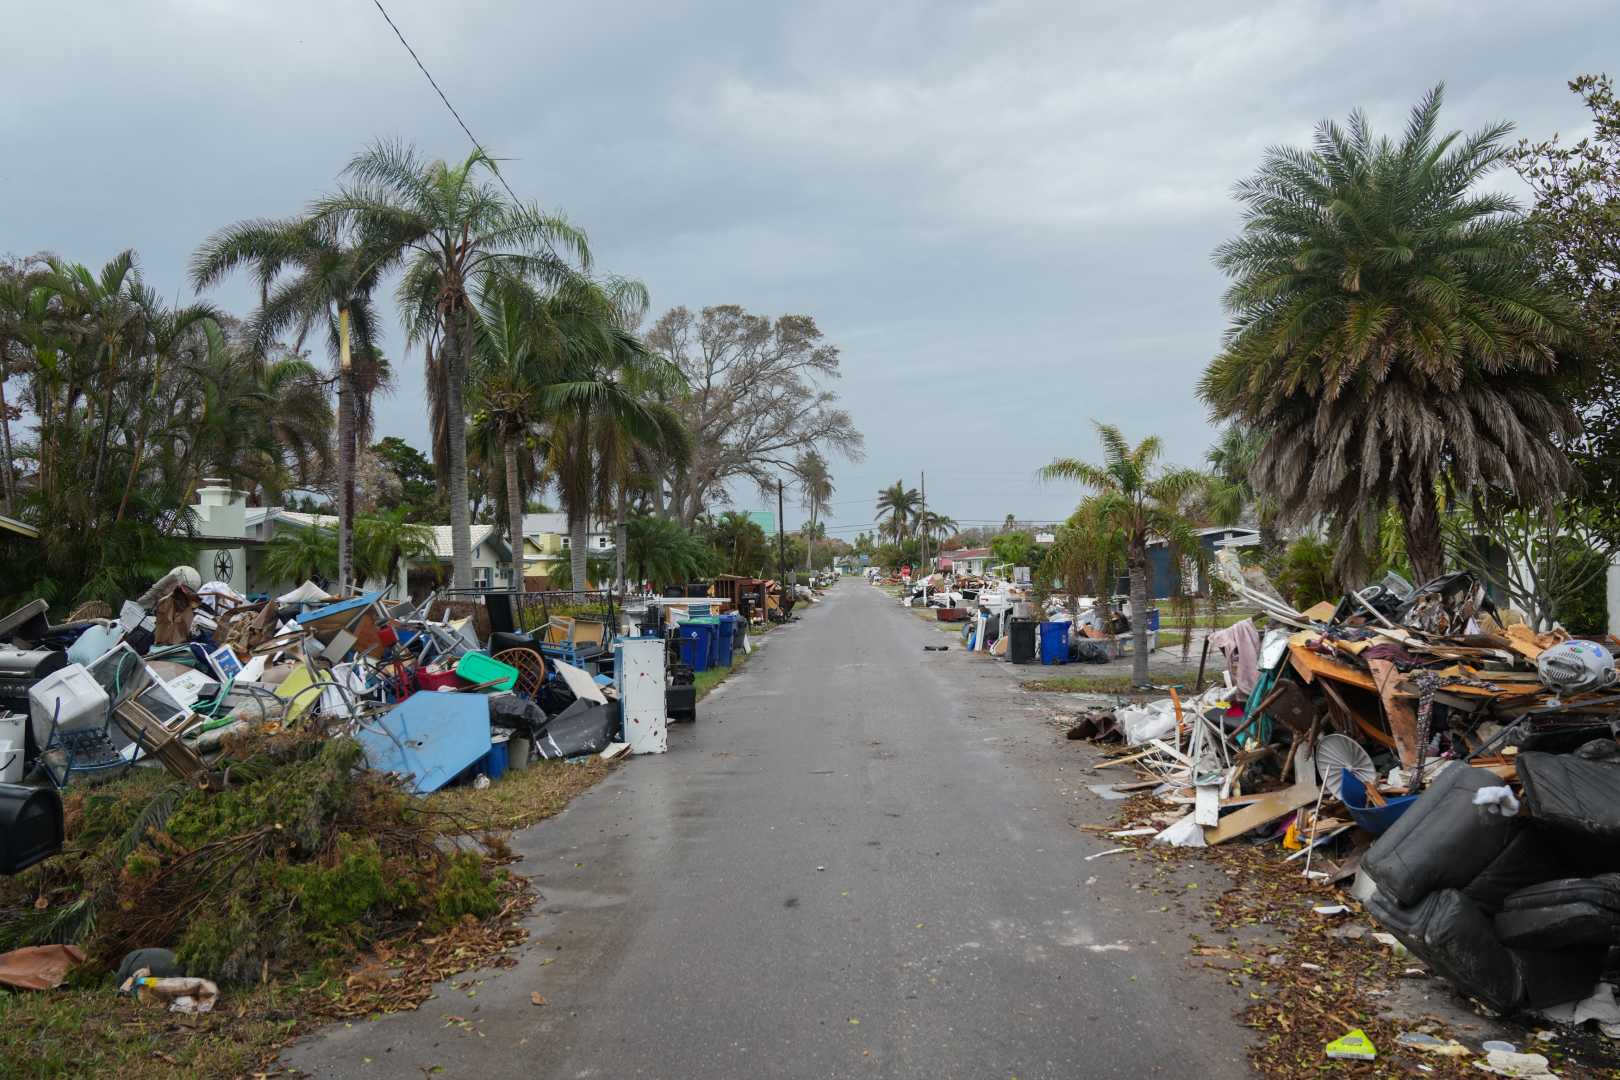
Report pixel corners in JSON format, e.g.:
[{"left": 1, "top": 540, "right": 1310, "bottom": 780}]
[{"left": 3, "top": 0, "right": 1615, "bottom": 533}]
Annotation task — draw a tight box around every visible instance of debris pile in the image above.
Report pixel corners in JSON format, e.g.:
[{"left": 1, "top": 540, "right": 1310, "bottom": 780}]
[
  {"left": 0, "top": 567, "right": 773, "bottom": 992},
  {"left": 1077, "top": 557, "right": 1620, "bottom": 1037}
]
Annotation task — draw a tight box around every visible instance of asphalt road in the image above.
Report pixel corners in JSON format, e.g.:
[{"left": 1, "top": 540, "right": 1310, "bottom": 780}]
[{"left": 286, "top": 584, "right": 1250, "bottom": 1079}]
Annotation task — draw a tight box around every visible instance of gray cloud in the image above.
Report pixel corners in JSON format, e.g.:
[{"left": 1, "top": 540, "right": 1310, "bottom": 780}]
[{"left": 4, "top": 0, "right": 1615, "bottom": 534}]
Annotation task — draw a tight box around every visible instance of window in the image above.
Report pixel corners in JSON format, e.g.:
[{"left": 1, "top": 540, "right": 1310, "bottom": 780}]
[
  {"left": 473, "top": 566, "right": 492, "bottom": 589},
  {"left": 596, "top": 536, "right": 610, "bottom": 549},
  {"left": 560, "top": 537, "right": 570, "bottom": 549}
]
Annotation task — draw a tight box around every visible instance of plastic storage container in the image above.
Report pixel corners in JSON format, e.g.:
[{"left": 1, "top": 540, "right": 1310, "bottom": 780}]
[
  {"left": 481, "top": 736, "right": 509, "bottom": 782},
  {"left": 1038, "top": 622, "right": 1071, "bottom": 665},
  {"left": 677, "top": 623, "right": 712, "bottom": 673},
  {"left": 455, "top": 651, "right": 519, "bottom": 692}
]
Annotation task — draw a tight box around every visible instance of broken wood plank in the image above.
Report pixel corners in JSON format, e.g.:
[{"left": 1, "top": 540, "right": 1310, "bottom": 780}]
[
  {"left": 1367, "top": 658, "right": 1420, "bottom": 770},
  {"left": 1203, "top": 781, "right": 1320, "bottom": 845}
]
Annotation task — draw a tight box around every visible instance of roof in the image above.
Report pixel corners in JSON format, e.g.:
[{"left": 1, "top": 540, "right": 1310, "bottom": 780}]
[
  {"left": 942, "top": 547, "right": 990, "bottom": 560},
  {"left": 522, "top": 512, "right": 612, "bottom": 537},
  {"left": 0, "top": 514, "right": 39, "bottom": 540},
  {"left": 271, "top": 510, "right": 507, "bottom": 560}
]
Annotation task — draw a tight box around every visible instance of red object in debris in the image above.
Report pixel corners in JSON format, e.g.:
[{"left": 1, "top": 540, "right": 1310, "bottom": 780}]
[
  {"left": 376, "top": 624, "right": 399, "bottom": 649},
  {"left": 415, "top": 665, "right": 466, "bottom": 692}
]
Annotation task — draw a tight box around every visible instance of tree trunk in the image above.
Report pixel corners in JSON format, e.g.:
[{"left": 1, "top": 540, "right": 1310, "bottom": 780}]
[
  {"left": 336, "top": 308, "right": 356, "bottom": 594},
  {"left": 1129, "top": 542, "right": 1150, "bottom": 688},
  {"left": 1397, "top": 476, "right": 1444, "bottom": 585},
  {"left": 805, "top": 501, "right": 816, "bottom": 570},
  {"left": 569, "top": 512, "right": 588, "bottom": 597},
  {"left": 444, "top": 311, "right": 473, "bottom": 590},
  {"left": 614, "top": 489, "right": 627, "bottom": 597},
  {"left": 505, "top": 437, "right": 524, "bottom": 596},
  {"left": 0, "top": 355, "right": 15, "bottom": 514}
]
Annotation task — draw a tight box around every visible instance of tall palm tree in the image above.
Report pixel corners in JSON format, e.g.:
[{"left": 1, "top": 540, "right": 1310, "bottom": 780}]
[
  {"left": 310, "top": 140, "right": 589, "bottom": 589},
  {"left": 192, "top": 215, "right": 390, "bottom": 593},
  {"left": 467, "top": 276, "right": 555, "bottom": 594},
  {"left": 0, "top": 261, "right": 44, "bottom": 513},
  {"left": 796, "top": 451, "right": 834, "bottom": 569},
  {"left": 875, "top": 480, "right": 920, "bottom": 544},
  {"left": 1041, "top": 423, "right": 1208, "bottom": 687},
  {"left": 1200, "top": 86, "right": 1578, "bottom": 583},
  {"left": 540, "top": 277, "right": 687, "bottom": 594}
]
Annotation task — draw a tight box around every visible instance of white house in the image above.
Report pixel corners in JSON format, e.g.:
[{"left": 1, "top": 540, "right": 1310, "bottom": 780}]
[
  {"left": 186, "top": 480, "right": 512, "bottom": 600},
  {"left": 520, "top": 512, "right": 615, "bottom": 587}
]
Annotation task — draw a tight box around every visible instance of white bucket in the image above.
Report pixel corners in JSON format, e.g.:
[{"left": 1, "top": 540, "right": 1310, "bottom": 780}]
[{"left": 0, "top": 740, "right": 22, "bottom": 784}]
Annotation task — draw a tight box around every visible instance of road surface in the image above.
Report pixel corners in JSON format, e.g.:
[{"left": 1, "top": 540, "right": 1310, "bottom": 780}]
[{"left": 286, "top": 584, "right": 1249, "bottom": 1079}]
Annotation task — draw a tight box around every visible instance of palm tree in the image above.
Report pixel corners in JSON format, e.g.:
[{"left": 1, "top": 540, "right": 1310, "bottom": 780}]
[
  {"left": 192, "top": 215, "right": 390, "bottom": 593},
  {"left": 539, "top": 277, "right": 687, "bottom": 594},
  {"left": 263, "top": 524, "right": 338, "bottom": 587},
  {"left": 1040, "top": 423, "right": 1208, "bottom": 687},
  {"left": 917, "top": 510, "right": 958, "bottom": 544},
  {"left": 354, "top": 509, "right": 436, "bottom": 593},
  {"left": 467, "top": 276, "right": 555, "bottom": 595},
  {"left": 707, "top": 510, "right": 767, "bottom": 576},
  {"left": 627, "top": 514, "right": 713, "bottom": 589},
  {"left": 310, "top": 140, "right": 589, "bottom": 590},
  {"left": 875, "top": 480, "right": 920, "bottom": 544},
  {"left": 185, "top": 347, "right": 334, "bottom": 505},
  {"left": 1200, "top": 86, "right": 1578, "bottom": 583},
  {"left": 796, "top": 451, "right": 834, "bottom": 569}
]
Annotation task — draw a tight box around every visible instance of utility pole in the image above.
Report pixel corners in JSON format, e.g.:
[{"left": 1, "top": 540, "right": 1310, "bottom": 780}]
[
  {"left": 777, "top": 479, "right": 787, "bottom": 582},
  {"left": 919, "top": 471, "right": 927, "bottom": 571}
]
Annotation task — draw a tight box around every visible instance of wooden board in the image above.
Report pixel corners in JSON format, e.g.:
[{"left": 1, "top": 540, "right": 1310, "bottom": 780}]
[
  {"left": 1287, "top": 643, "right": 1378, "bottom": 692},
  {"left": 1367, "top": 658, "right": 1420, "bottom": 770},
  {"left": 1204, "top": 781, "right": 1319, "bottom": 845}
]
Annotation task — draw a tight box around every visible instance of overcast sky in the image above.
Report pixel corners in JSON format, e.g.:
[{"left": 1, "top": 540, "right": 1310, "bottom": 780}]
[{"left": 4, "top": 0, "right": 1615, "bottom": 535}]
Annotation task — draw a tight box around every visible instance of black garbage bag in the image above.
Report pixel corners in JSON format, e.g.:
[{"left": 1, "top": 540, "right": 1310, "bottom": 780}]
[
  {"left": 532, "top": 700, "right": 620, "bottom": 760},
  {"left": 1494, "top": 874, "right": 1620, "bottom": 950},
  {"left": 1518, "top": 750, "right": 1620, "bottom": 841},
  {"left": 534, "top": 680, "right": 577, "bottom": 717},
  {"left": 489, "top": 692, "right": 550, "bottom": 738},
  {"left": 1364, "top": 765, "right": 1517, "bottom": 907}
]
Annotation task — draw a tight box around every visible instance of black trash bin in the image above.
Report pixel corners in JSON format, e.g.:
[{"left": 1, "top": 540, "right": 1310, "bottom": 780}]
[{"left": 1009, "top": 618, "right": 1038, "bottom": 664}]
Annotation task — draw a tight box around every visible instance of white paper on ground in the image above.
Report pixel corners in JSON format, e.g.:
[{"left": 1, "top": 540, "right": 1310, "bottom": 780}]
[{"left": 1153, "top": 813, "right": 1207, "bottom": 848}]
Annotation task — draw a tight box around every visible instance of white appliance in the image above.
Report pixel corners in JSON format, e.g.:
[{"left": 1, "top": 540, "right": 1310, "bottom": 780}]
[
  {"left": 614, "top": 637, "right": 667, "bottom": 755},
  {"left": 28, "top": 663, "right": 110, "bottom": 745}
]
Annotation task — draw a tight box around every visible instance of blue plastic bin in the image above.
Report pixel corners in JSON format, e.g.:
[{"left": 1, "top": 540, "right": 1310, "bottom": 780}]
[
  {"left": 1145, "top": 608, "right": 1161, "bottom": 632},
  {"left": 717, "top": 614, "right": 739, "bottom": 666},
  {"left": 481, "top": 739, "right": 509, "bottom": 782},
  {"left": 678, "top": 622, "right": 713, "bottom": 673},
  {"left": 1038, "top": 621, "right": 1071, "bottom": 665}
]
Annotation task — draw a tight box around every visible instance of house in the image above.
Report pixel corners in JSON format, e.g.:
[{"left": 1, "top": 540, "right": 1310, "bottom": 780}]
[
  {"left": 940, "top": 547, "right": 992, "bottom": 576},
  {"left": 1140, "top": 526, "right": 1262, "bottom": 598},
  {"left": 185, "top": 480, "right": 512, "bottom": 600},
  {"left": 521, "top": 512, "right": 616, "bottom": 587}
]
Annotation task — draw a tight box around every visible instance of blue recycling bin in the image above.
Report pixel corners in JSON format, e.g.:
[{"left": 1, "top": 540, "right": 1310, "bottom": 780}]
[
  {"left": 716, "top": 614, "right": 739, "bottom": 666},
  {"left": 1038, "top": 621, "right": 1071, "bottom": 665},
  {"left": 1145, "top": 608, "right": 1161, "bottom": 632},
  {"left": 678, "top": 622, "right": 712, "bottom": 673}
]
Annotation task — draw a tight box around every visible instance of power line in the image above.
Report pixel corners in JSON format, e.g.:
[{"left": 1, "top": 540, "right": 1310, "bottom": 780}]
[{"left": 369, "top": 0, "right": 523, "bottom": 206}]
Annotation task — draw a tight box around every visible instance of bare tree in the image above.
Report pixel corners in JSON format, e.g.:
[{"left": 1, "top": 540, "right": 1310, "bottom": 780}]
[{"left": 645, "top": 305, "right": 863, "bottom": 524}]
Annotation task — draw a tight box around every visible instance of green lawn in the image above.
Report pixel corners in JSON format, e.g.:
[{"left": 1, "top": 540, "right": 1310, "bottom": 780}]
[{"left": 1021, "top": 672, "right": 1202, "bottom": 695}]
